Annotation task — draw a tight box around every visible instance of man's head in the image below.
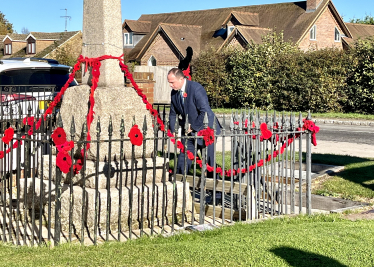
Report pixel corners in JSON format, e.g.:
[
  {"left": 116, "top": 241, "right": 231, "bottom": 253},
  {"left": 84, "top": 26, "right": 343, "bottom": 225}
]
[{"left": 167, "top": 68, "right": 185, "bottom": 90}]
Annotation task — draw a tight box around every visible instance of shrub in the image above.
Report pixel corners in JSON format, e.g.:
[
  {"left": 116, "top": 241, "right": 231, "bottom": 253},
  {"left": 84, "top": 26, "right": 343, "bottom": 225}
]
[
  {"left": 344, "top": 37, "right": 374, "bottom": 114},
  {"left": 191, "top": 47, "right": 230, "bottom": 108}
]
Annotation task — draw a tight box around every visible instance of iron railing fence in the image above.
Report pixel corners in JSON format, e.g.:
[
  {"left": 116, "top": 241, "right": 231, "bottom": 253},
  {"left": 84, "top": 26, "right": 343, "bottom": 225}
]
[
  {"left": 0, "top": 104, "right": 312, "bottom": 246},
  {"left": 0, "top": 85, "right": 63, "bottom": 122}
]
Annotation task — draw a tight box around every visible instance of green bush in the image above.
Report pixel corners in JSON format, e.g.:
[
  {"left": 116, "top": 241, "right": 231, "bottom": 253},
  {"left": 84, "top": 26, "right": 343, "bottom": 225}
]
[
  {"left": 192, "top": 47, "right": 230, "bottom": 108},
  {"left": 345, "top": 36, "right": 374, "bottom": 114},
  {"left": 192, "top": 32, "right": 374, "bottom": 114},
  {"left": 272, "top": 48, "right": 351, "bottom": 112}
]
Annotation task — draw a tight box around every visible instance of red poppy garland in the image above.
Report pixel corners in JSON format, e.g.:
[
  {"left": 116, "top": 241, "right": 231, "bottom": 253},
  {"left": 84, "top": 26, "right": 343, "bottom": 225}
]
[{"left": 0, "top": 53, "right": 320, "bottom": 178}]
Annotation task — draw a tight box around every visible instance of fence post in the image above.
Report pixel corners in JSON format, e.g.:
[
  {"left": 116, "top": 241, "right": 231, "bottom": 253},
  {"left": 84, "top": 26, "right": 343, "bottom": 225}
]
[
  {"left": 199, "top": 112, "right": 209, "bottom": 224},
  {"left": 54, "top": 114, "right": 63, "bottom": 246},
  {"left": 306, "top": 111, "right": 312, "bottom": 215}
]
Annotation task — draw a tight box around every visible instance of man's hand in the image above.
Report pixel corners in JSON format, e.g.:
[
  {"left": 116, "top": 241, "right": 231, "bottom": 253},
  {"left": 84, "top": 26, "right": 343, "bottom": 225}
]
[{"left": 187, "top": 124, "right": 192, "bottom": 133}]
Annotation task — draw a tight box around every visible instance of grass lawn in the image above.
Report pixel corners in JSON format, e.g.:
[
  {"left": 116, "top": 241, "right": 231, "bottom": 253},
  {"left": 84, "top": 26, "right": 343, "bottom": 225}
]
[
  {"left": 0, "top": 214, "right": 373, "bottom": 266},
  {"left": 311, "top": 154, "right": 374, "bottom": 203}
]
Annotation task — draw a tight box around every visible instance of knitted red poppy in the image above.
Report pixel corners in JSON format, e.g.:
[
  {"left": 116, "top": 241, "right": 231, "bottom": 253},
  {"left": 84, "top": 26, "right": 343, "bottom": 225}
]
[
  {"left": 22, "top": 116, "right": 35, "bottom": 126},
  {"left": 187, "top": 151, "right": 195, "bottom": 160},
  {"left": 56, "top": 151, "right": 72, "bottom": 174},
  {"left": 57, "top": 141, "right": 74, "bottom": 153},
  {"left": 2, "top": 127, "right": 14, "bottom": 144},
  {"left": 150, "top": 109, "right": 158, "bottom": 117},
  {"left": 260, "top": 123, "right": 272, "bottom": 140},
  {"left": 51, "top": 127, "right": 67, "bottom": 145},
  {"left": 177, "top": 141, "right": 185, "bottom": 153},
  {"left": 128, "top": 125, "right": 143, "bottom": 146},
  {"left": 0, "top": 151, "right": 4, "bottom": 159},
  {"left": 27, "top": 126, "right": 33, "bottom": 136},
  {"left": 197, "top": 127, "right": 215, "bottom": 146}
]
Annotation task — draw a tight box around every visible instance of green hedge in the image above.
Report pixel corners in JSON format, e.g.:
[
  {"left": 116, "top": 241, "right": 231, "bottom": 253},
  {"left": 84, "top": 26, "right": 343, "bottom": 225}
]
[{"left": 192, "top": 32, "right": 374, "bottom": 114}]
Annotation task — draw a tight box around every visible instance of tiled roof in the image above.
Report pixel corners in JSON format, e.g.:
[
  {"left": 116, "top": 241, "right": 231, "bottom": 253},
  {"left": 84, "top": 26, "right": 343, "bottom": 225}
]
[
  {"left": 124, "top": 20, "right": 151, "bottom": 33},
  {"left": 10, "top": 31, "right": 80, "bottom": 58},
  {"left": 345, "top": 23, "right": 374, "bottom": 41},
  {"left": 5, "top": 33, "right": 28, "bottom": 41},
  {"left": 230, "top": 12, "right": 259, "bottom": 26},
  {"left": 127, "top": 0, "right": 332, "bottom": 61},
  {"left": 160, "top": 23, "right": 202, "bottom": 57},
  {"left": 29, "top": 32, "right": 64, "bottom": 40},
  {"left": 236, "top": 26, "right": 271, "bottom": 44}
]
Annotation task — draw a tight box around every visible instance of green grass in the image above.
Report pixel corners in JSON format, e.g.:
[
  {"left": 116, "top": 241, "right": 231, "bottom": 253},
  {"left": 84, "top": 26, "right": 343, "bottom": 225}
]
[
  {"left": 0, "top": 214, "right": 373, "bottom": 266},
  {"left": 212, "top": 109, "right": 374, "bottom": 120},
  {"left": 171, "top": 149, "right": 374, "bottom": 202},
  {"left": 311, "top": 154, "right": 374, "bottom": 202}
]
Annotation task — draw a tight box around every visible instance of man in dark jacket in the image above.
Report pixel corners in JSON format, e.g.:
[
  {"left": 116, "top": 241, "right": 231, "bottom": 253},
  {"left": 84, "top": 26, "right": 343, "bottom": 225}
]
[{"left": 168, "top": 67, "right": 221, "bottom": 176}]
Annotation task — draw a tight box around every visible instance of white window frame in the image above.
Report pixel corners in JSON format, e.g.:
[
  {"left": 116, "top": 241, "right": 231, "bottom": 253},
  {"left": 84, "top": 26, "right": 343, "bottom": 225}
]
[
  {"left": 28, "top": 42, "right": 36, "bottom": 54},
  {"left": 227, "top": 25, "right": 235, "bottom": 37},
  {"left": 334, "top": 27, "right": 341, "bottom": 42},
  {"left": 147, "top": 55, "right": 156, "bottom": 66},
  {"left": 5, "top": 44, "right": 12, "bottom": 55},
  {"left": 310, "top": 25, "right": 316, "bottom": 40},
  {"left": 123, "top": 32, "right": 133, "bottom": 46}
]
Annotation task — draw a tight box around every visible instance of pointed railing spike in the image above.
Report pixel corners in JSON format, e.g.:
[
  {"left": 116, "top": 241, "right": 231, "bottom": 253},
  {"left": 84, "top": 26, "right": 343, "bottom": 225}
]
[
  {"left": 120, "top": 116, "right": 125, "bottom": 134},
  {"left": 307, "top": 110, "right": 311, "bottom": 120},
  {"left": 70, "top": 116, "right": 76, "bottom": 135},
  {"left": 57, "top": 112, "right": 63, "bottom": 127},
  {"left": 108, "top": 116, "right": 113, "bottom": 135},
  {"left": 185, "top": 114, "right": 189, "bottom": 132},
  {"left": 143, "top": 115, "right": 147, "bottom": 134},
  {"left": 96, "top": 116, "right": 101, "bottom": 134}
]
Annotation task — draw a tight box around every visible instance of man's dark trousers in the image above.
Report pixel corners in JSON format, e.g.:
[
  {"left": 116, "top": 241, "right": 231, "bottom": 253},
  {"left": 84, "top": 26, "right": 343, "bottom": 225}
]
[{"left": 176, "top": 131, "right": 216, "bottom": 177}]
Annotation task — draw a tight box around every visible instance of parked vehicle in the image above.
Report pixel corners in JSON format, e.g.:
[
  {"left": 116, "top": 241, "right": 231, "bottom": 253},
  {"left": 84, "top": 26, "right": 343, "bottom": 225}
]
[{"left": 0, "top": 57, "right": 77, "bottom": 120}]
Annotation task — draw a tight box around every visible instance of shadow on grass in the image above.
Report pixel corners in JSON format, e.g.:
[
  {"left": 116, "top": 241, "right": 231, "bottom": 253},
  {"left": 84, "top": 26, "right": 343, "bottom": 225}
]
[
  {"left": 310, "top": 153, "right": 374, "bottom": 193},
  {"left": 270, "top": 246, "right": 348, "bottom": 267}
]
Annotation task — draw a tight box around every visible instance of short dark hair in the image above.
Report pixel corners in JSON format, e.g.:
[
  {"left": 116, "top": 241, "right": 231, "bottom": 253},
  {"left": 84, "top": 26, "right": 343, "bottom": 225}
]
[{"left": 168, "top": 68, "right": 185, "bottom": 79}]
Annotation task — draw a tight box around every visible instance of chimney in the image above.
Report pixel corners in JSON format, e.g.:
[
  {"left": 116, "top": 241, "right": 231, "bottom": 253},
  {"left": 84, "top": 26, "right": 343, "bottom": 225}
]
[{"left": 306, "top": 0, "right": 323, "bottom": 12}]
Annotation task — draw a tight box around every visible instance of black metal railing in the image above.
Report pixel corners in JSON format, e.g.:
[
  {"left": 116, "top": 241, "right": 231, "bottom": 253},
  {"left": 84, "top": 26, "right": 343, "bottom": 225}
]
[{"left": 0, "top": 104, "right": 312, "bottom": 246}]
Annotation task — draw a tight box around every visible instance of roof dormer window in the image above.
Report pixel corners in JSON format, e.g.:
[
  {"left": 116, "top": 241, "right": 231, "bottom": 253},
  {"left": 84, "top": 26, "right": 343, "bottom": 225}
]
[
  {"left": 124, "top": 32, "right": 133, "bottom": 46},
  {"left": 227, "top": 25, "right": 235, "bottom": 37},
  {"left": 5, "top": 44, "right": 12, "bottom": 55},
  {"left": 28, "top": 41, "right": 36, "bottom": 54}
]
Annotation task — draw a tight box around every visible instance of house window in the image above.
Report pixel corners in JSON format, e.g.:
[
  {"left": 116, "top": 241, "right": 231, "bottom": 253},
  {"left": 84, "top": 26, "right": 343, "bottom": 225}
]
[
  {"left": 227, "top": 25, "right": 235, "bottom": 37},
  {"left": 28, "top": 42, "right": 36, "bottom": 54},
  {"left": 123, "top": 32, "right": 133, "bottom": 46},
  {"left": 5, "top": 44, "right": 12, "bottom": 55},
  {"left": 310, "top": 25, "right": 316, "bottom": 40},
  {"left": 334, "top": 27, "right": 341, "bottom": 42},
  {"left": 147, "top": 55, "right": 156, "bottom": 66}
]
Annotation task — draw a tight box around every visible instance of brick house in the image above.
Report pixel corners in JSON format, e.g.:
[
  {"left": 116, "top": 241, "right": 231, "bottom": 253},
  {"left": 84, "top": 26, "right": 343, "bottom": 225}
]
[
  {"left": 1, "top": 31, "right": 82, "bottom": 60},
  {"left": 123, "top": 0, "right": 373, "bottom": 66}
]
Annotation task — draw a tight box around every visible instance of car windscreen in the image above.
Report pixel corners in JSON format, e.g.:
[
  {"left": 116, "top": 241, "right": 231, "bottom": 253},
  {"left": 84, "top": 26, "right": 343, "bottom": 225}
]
[{"left": 0, "top": 68, "right": 77, "bottom": 90}]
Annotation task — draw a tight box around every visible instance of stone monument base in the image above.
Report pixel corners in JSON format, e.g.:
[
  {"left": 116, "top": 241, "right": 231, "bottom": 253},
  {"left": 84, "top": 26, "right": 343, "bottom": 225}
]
[{"left": 17, "top": 178, "right": 192, "bottom": 238}]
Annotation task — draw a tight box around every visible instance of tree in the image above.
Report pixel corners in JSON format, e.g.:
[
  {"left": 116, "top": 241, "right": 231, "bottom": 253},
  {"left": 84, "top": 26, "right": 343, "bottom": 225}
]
[
  {"left": 21, "top": 27, "right": 30, "bottom": 34},
  {"left": 0, "top": 11, "right": 14, "bottom": 34},
  {"left": 349, "top": 15, "right": 374, "bottom": 25}
]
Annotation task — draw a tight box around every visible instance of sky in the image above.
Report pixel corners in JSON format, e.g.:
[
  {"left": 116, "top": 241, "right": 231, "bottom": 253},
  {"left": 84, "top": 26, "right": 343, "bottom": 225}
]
[{"left": 1, "top": 0, "right": 373, "bottom": 33}]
